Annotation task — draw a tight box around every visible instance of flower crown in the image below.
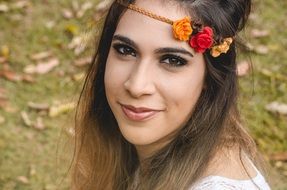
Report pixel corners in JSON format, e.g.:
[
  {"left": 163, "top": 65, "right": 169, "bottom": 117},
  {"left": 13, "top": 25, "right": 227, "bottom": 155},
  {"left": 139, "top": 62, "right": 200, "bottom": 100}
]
[{"left": 117, "top": 2, "right": 233, "bottom": 57}]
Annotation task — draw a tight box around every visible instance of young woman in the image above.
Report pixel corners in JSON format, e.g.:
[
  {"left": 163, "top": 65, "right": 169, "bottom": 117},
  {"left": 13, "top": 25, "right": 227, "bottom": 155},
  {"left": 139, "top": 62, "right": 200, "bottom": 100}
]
[{"left": 71, "top": 0, "right": 271, "bottom": 189}]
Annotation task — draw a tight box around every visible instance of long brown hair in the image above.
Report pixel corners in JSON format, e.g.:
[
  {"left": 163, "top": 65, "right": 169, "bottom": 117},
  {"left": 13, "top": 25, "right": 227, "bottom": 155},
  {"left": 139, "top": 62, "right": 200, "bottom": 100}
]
[{"left": 71, "top": 0, "right": 265, "bottom": 189}]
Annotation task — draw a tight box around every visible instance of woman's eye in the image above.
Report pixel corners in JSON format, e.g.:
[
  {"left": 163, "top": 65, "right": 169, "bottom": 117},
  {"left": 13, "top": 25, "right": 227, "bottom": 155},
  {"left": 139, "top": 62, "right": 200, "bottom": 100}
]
[
  {"left": 160, "top": 54, "right": 188, "bottom": 68},
  {"left": 112, "top": 44, "right": 137, "bottom": 57}
]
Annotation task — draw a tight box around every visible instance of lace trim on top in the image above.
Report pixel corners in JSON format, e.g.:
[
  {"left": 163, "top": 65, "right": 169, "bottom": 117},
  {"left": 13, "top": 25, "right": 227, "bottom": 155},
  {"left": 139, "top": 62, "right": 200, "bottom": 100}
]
[
  {"left": 190, "top": 173, "right": 270, "bottom": 190},
  {"left": 190, "top": 156, "right": 271, "bottom": 190}
]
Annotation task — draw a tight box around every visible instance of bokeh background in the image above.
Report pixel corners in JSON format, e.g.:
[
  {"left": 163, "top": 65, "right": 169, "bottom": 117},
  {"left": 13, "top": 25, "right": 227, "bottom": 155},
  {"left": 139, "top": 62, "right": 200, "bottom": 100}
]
[{"left": 0, "top": 0, "right": 286, "bottom": 189}]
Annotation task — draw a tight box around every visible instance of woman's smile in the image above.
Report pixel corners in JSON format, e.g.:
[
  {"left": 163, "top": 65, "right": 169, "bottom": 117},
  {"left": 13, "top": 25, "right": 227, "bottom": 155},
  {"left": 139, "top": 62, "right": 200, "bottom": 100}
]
[{"left": 120, "top": 103, "right": 163, "bottom": 122}]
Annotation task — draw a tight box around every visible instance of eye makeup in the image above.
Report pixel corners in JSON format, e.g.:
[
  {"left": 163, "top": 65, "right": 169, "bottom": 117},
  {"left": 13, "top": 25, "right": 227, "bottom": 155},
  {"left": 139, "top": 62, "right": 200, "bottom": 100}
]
[
  {"left": 112, "top": 42, "right": 189, "bottom": 69},
  {"left": 112, "top": 43, "right": 137, "bottom": 57},
  {"left": 160, "top": 54, "right": 188, "bottom": 68}
]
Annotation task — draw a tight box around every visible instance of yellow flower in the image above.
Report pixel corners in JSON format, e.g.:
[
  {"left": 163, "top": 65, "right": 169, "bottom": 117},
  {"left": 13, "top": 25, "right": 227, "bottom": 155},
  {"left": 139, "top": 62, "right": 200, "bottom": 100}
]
[
  {"left": 172, "top": 17, "right": 193, "bottom": 41},
  {"left": 211, "top": 38, "right": 233, "bottom": 57}
]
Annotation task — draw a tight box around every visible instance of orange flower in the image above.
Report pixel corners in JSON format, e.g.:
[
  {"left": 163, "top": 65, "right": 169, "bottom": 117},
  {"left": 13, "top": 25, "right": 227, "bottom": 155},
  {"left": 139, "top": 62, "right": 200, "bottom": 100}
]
[
  {"left": 211, "top": 38, "right": 233, "bottom": 57},
  {"left": 172, "top": 17, "right": 193, "bottom": 41}
]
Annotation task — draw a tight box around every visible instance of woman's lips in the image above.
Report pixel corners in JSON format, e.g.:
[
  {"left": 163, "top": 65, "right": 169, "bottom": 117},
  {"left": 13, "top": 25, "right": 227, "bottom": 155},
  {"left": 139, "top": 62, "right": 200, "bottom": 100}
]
[{"left": 120, "top": 104, "right": 161, "bottom": 121}]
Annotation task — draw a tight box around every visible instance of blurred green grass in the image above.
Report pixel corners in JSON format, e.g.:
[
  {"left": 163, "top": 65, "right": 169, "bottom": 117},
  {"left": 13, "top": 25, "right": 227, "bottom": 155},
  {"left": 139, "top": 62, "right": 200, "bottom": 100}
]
[
  {"left": 0, "top": 0, "right": 286, "bottom": 189},
  {"left": 239, "top": 0, "right": 287, "bottom": 153}
]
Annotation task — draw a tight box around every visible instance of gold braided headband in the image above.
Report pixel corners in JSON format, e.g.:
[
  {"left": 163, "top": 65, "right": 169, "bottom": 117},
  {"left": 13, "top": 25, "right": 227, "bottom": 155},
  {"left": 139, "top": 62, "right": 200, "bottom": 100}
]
[
  {"left": 126, "top": 3, "right": 173, "bottom": 25},
  {"left": 117, "top": 1, "right": 233, "bottom": 57}
]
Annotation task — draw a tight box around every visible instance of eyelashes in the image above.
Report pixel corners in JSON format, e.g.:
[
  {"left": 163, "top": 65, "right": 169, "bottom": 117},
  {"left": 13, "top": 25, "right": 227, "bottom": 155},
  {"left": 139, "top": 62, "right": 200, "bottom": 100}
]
[
  {"left": 113, "top": 43, "right": 137, "bottom": 57},
  {"left": 160, "top": 54, "right": 188, "bottom": 68},
  {"left": 112, "top": 43, "right": 188, "bottom": 68}
]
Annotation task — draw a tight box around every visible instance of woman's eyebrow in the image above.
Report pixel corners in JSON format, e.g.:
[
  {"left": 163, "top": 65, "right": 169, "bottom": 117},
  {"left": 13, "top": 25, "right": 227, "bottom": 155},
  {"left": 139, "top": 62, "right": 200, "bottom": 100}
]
[
  {"left": 113, "top": 34, "right": 193, "bottom": 58},
  {"left": 154, "top": 48, "right": 194, "bottom": 58},
  {"left": 113, "top": 35, "right": 138, "bottom": 49}
]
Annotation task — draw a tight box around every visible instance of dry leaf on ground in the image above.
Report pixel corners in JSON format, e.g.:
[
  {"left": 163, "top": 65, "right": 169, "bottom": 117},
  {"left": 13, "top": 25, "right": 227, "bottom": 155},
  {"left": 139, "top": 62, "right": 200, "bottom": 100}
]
[
  {"left": 265, "top": 101, "right": 287, "bottom": 115},
  {"left": 0, "top": 90, "right": 7, "bottom": 109},
  {"left": 250, "top": 29, "right": 270, "bottom": 38},
  {"left": 17, "top": 176, "right": 29, "bottom": 184},
  {"left": 0, "top": 89, "right": 17, "bottom": 112},
  {"left": 28, "top": 102, "right": 49, "bottom": 111},
  {"left": 21, "top": 111, "right": 32, "bottom": 127},
  {"left": 45, "top": 21, "right": 56, "bottom": 29},
  {"left": 66, "top": 127, "right": 75, "bottom": 136},
  {"left": 254, "top": 45, "right": 269, "bottom": 55},
  {"left": 29, "top": 165, "right": 36, "bottom": 176},
  {"left": 237, "top": 60, "right": 250, "bottom": 77},
  {"left": 95, "top": 0, "right": 112, "bottom": 12},
  {"left": 22, "top": 74, "right": 35, "bottom": 83},
  {"left": 49, "top": 102, "right": 76, "bottom": 117},
  {"left": 244, "top": 42, "right": 255, "bottom": 51},
  {"left": 0, "top": 4, "right": 9, "bottom": 12},
  {"left": 68, "top": 35, "right": 88, "bottom": 55},
  {"left": 74, "top": 56, "right": 92, "bottom": 67},
  {"left": 1, "top": 45, "right": 10, "bottom": 58},
  {"left": 11, "top": 0, "right": 30, "bottom": 10},
  {"left": 0, "top": 64, "right": 35, "bottom": 82},
  {"left": 0, "top": 114, "right": 5, "bottom": 124},
  {"left": 24, "top": 58, "right": 60, "bottom": 74},
  {"left": 0, "top": 57, "right": 7, "bottom": 64},
  {"left": 274, "top": 161, "right": 283, "bottom": 168},
  {"left": 0, "top": 69, "right": 22, "bottom": 82},
  {"left": 72, "top": 72, "right": 85, "bottom": 81},
  {"left": 33, "top": 117, "right": 45, "bottom": 130},
  {"left": 62, "top": 8, "right": 73, "bottom": 19},
  {"left": 270, "top": 152, "right": 287, "bottom": 161},
  {"left": 3, "top": 104, "right": 18, "bottom": 113},
  {"left": 93, "top": 0, "right": 112, "bottom": 22},
  {"left": 76, "top": 2, "right": 93, "bottom": 18},
  {"left": 30, "top": 51, "right": 52, "bottom": 61}
]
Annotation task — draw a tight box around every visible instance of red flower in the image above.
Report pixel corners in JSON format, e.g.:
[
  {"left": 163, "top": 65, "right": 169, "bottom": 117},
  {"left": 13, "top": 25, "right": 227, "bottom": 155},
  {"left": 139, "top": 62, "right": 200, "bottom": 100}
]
[{"left": 189, "top": 26, "right": 214, "bottom": 53}]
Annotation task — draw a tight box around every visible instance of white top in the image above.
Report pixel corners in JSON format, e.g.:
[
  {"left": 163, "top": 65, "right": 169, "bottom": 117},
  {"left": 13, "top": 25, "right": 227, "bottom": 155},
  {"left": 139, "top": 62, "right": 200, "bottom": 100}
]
[
  {"left": 190, "top": 158, "right": 271, "bottom": 190},
  {"left": 132, "top": 155, "right": 271, "bottom": 190}
]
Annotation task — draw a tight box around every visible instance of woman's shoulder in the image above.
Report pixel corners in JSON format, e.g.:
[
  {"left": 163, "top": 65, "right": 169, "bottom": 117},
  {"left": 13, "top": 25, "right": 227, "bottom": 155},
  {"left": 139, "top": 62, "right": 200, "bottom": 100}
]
[
  {"left": 190, "top": 171, "right": 271, "bottom": 190},
  {"left": 190, "top": 147, "right": 271, "bottom": 190}
]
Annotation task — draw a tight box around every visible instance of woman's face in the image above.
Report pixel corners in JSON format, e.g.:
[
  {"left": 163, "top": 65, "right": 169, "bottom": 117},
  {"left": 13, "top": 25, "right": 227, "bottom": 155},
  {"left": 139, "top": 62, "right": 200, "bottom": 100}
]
[{"left": 105, "top": 0, "right": 206, "bottom": 156}]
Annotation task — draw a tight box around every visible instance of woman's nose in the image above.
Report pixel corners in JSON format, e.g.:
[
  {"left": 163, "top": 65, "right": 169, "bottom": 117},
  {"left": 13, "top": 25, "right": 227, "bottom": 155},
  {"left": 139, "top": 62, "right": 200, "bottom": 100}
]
[{"left": 124, "top": 62, "right": 156, "bottom": 98}]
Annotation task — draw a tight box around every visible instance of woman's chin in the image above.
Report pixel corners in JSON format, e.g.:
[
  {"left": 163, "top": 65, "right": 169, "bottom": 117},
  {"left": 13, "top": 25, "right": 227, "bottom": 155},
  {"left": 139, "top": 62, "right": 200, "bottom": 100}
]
[{"left": 122, "top": 132, "right": 157, "bottom": 146}]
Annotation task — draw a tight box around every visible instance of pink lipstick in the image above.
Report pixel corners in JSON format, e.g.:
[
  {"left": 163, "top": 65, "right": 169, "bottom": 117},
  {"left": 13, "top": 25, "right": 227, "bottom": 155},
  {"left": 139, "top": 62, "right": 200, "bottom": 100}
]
[{"left": 120, "top": 104, "right": 161, "bottom": 121}]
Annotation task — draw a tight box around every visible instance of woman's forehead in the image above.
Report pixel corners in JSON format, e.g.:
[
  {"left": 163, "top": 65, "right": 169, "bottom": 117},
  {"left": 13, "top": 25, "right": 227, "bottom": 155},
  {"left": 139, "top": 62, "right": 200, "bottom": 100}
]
[
  {"left": 134, "top": 0, "right": 186, "bottom": 21},
  {"left": 114, "top": 1, "right": 194, "bottom": 53}
]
